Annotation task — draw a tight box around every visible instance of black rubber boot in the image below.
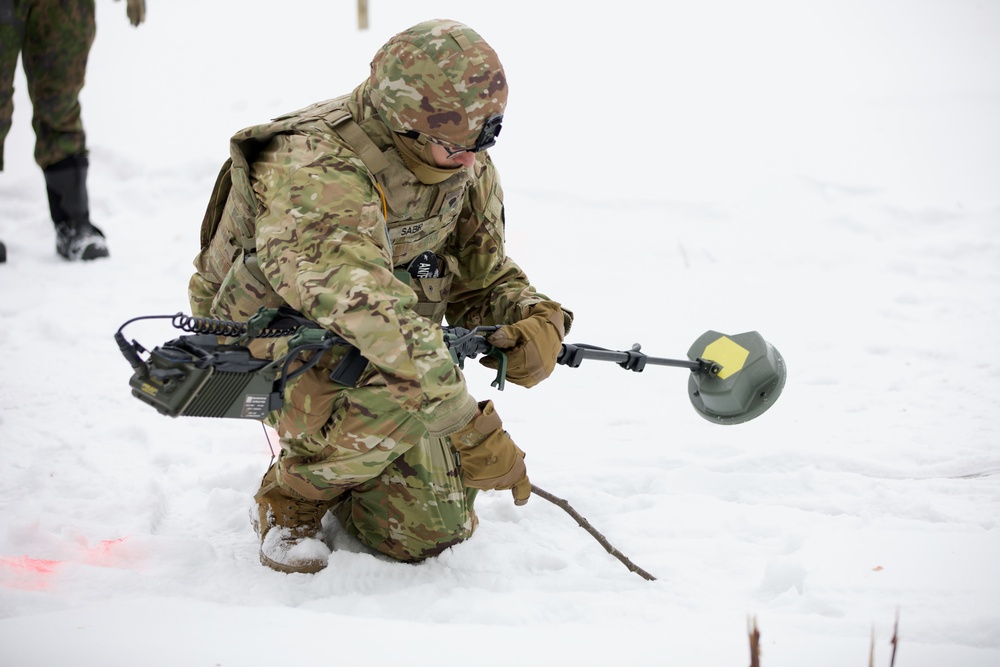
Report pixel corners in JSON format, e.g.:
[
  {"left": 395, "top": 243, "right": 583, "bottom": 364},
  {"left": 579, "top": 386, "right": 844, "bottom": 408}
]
[
  {"left": 0, "top": 240, "right": 6, "bottom": 263},
  {"left": 43, "top": 154, "right": 109, "bottom": 261}
]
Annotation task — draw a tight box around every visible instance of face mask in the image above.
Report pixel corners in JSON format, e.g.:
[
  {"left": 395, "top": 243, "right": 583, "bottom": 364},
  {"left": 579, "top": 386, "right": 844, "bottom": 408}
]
[{"left": 390, "top": 132, "right": 464, "bottom": 185}]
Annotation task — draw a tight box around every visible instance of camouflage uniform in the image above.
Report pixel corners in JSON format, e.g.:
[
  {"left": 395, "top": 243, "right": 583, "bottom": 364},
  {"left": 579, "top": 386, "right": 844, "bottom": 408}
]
[
  {"left": 0, "top": 0, "right": 95, "bottom": 171},
  {"left": 189, "top": 23, "right": 571, "bottom": 563}
]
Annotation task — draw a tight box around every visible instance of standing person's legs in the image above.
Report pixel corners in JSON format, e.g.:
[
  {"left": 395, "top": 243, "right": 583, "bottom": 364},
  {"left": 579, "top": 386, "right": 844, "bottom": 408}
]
[
  {"left": 0, "top": 0, "right": 29, "bottom": 172},
  {"left": 21, "top": 0, "right": 94, "bottom": 168},
  {"left": 22, "top": 0, "right": 106, "bottom": 260}
]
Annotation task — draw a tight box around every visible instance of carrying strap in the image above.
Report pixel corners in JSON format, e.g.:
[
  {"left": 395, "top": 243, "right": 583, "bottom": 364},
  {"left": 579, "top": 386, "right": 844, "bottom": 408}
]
[
  {"left": 326, "top": 109, "right": 391, "bottom": 244},
  {"left": 327, "top": 110, "right": 390, "bottom": 176}
]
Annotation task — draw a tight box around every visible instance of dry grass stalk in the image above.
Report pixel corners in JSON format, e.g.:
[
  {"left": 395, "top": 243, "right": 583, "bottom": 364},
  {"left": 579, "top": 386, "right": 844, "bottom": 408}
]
[
  {"left": 748, "top": 615, "right": 761, "bottom": 667},
  {"left": 890, "top": 609, "right": 900, "bottom": 667}
]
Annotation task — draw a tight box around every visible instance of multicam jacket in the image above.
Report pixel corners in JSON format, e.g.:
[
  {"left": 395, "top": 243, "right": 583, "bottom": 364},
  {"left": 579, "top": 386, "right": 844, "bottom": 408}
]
[{"left": 189, "top": 81, "right": 569, "bottom": 437}]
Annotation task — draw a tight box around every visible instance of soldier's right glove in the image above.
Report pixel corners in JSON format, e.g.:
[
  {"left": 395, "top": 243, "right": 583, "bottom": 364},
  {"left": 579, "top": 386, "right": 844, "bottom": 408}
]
[
  {"left": 116, "top": 0, "right": 146, "bottom": 26},
  {"left": 448, "top": 400, "right": 530, "bottom": 506},
  {"left": 481, "top": 301, "right": 566, "bottom": 388}
]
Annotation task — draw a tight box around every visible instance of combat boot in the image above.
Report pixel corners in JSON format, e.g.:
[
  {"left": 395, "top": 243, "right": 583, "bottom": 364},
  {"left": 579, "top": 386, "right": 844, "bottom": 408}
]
[
  {"left": 252, "top": 464, "right": 332, "bottom": 574},
  {"left": 43, "top": 154, "right": 109, "bottom": 261}
]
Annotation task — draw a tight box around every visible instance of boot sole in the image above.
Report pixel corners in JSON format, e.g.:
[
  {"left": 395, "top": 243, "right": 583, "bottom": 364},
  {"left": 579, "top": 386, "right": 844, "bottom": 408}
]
[
  {"left": 259, "top": 551, "right": 328, "bottom": 574},
  {"left": 57, "top": 244, "right": 109, "bottom": 261}
]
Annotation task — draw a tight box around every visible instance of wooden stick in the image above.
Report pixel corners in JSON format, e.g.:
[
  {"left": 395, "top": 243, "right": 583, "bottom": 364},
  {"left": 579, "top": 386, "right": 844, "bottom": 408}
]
[
  {"left": 357, "top": 0, "right": 368, "bottom": 30},
  {"left": 530, "top": 484, "right": 658, "bottom": 581}
]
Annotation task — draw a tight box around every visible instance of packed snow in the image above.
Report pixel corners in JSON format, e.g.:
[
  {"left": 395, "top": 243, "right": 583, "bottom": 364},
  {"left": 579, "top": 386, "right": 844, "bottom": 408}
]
[{"left": 1, "top": 1, "right": 998, "bottom": 665}]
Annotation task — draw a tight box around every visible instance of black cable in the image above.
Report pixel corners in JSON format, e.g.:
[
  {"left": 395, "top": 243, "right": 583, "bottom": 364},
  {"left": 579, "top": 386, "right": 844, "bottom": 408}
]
[{"left": 171, "top": 313, "right": 300, "bottom": 338}]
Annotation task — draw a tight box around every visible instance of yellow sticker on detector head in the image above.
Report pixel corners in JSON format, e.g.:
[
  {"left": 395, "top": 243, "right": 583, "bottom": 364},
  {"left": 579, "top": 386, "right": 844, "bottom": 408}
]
[{"left": 702, "top": 336, "right": 750, "bottom": 380}]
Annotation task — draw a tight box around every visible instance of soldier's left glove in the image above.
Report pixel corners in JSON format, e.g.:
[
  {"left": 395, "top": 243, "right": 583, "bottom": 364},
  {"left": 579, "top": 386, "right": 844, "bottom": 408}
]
[
  {"left": 449, "top": 400, "right": 530, "bottom": 505},
  {"left": 116, "top": 0, "right": 146, "bottom": 27},
  {"left": 481, "top": 301, "right": 566, "bottom": 388}
]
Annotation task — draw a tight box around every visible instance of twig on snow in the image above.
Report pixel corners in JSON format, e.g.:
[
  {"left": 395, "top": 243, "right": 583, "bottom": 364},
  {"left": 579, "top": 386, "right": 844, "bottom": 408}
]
[{"left": 530, "top": 483, "right": 658, "bottom": 582}]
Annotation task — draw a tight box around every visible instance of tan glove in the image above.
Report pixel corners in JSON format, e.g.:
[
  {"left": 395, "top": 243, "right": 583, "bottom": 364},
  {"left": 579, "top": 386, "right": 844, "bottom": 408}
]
[
  {"left": 116, "top": 0, "right": 146, "bottom": 27},
  {"left": 481, "top": 301, "right": 566, "bottom": 388},
  {"left": 449, "top": 400, "right": 530, "bottom": 505}
]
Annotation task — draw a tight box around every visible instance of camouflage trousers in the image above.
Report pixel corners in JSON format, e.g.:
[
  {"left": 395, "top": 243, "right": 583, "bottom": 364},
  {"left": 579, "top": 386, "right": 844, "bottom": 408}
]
[
  {"left": 0, "top": 0, "right": 95, "bottom": 171},
  {"left": 269, "top": 383, "right": 479, "bottom": 562}
]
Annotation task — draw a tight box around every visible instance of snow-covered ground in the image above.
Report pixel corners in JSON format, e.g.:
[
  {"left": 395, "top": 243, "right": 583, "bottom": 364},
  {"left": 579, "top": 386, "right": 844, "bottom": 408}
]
[{"left": 1, "top": 1, "right": 998, "bottom": 665}]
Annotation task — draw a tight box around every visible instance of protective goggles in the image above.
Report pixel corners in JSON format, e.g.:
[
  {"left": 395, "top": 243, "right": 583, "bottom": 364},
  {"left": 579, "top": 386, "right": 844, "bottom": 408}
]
[{"left": 408, "top": 114, "right": 503, "bottom": 156}]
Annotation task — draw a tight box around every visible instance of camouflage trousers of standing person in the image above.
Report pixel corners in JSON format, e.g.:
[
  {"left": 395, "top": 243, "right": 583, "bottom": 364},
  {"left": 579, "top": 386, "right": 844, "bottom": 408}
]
[
  {"left": 268, "top": 382, "right": 480, "bottom": 562},
  {"left": 0, "top": 0, "right": 95, "bottom": 171}
]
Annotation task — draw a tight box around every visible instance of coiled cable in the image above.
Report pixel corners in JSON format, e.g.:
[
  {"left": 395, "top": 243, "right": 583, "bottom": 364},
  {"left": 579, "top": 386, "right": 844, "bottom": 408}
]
[{"left": 170, "top": 313, "right": 298, "bottom": 338}]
